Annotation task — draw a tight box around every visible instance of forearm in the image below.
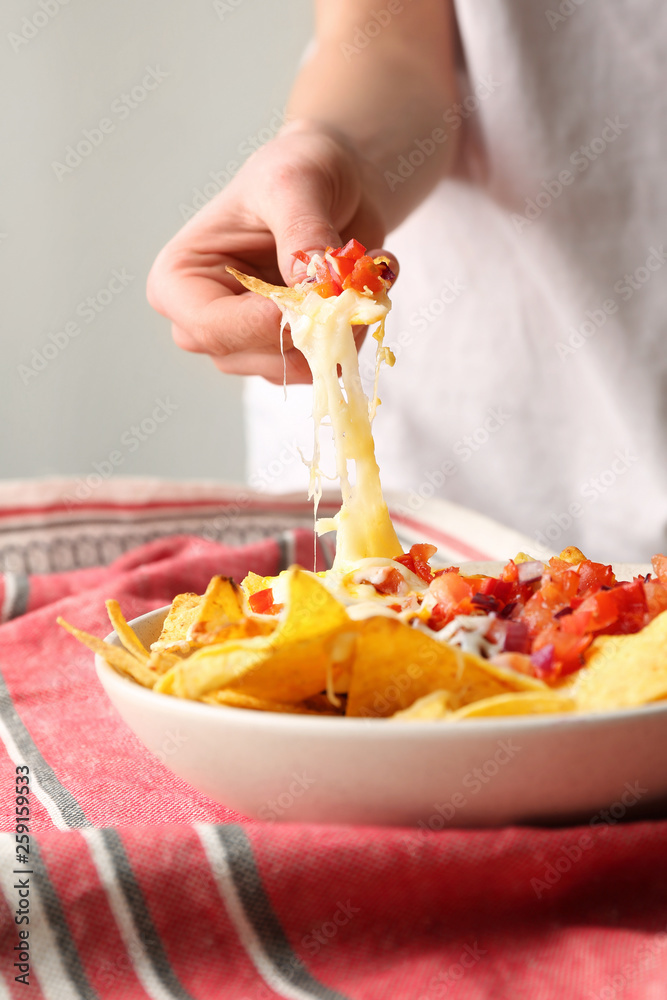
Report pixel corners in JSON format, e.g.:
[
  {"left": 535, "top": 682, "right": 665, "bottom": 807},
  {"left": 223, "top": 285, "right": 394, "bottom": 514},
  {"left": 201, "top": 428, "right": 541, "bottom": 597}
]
[{"left": 288, "top": 0, "right": 460, "bottom": 231}]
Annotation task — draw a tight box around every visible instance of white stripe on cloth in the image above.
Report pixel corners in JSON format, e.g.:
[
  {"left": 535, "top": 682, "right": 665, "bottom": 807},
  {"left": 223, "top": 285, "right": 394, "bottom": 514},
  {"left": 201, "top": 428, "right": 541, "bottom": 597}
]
[
  {"left": 81, "top": 828, "right": 180, "bottom": 1000},
  {"left": 0, "top": 716, "right": 70, "bottom": 831},
  {"left": 195, "top": 823, "right": 327, "bottom": 1000},
  {"left": 0, "top": 969, "right": 13, "bottom": 999},
  {"left": 0, "top": 834, "right": 76, "bottom": 999}
]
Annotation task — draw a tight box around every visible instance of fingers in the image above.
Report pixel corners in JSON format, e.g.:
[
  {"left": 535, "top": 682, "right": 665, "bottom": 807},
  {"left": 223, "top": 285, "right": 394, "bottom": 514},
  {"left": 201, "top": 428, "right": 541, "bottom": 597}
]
[
  {"left": 211, "top": 347, "right": 313, "bottom": 384},
  {"left": 156, "top": 270, "right": 286, "bottom": 357},
  {"left": 263, "top": 176, "right": 344, "bottom": 285}
]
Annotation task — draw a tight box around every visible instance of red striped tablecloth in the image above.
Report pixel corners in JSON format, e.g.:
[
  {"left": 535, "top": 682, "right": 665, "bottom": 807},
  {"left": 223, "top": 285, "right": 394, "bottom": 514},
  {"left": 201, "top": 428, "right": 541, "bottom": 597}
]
[{"left": 1, "top": 479, "right": 666, "bottom": 999}]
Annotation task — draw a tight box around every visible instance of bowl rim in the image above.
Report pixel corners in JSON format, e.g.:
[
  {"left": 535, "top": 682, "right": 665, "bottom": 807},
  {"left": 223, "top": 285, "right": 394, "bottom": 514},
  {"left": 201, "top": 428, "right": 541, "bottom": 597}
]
[{"left": 94, "top": 602, "right": 667, "bottom": 736}]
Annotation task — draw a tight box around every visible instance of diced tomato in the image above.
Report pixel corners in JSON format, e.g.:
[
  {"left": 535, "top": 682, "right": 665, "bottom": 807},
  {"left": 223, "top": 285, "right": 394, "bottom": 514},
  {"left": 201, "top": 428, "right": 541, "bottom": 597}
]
[
  {"left": 329, "top": 238, "right": 366, "bottom": 261},
  {"left": 560, "top": 589, "right": 620, "bottom": 635},
  {"left": 652, "top": 554, "right": 667, "bottom": 586},
  {"left": 292, "top": 250, "right": 311, "bottom": 265},
  {"left": 577, "top": 559, "right": 616, "bottom": 598},
  {"left": 501, "top": 560, "right": 519, "bottom": 584},
  {"left": 248, "top": 588, "right": 275, "bottom": 614},
  {"left": 644, "top": 579, "right": 667, "bottom": 621},
  {"left": 342, "top": 255, "right": 386, "bottom": 295},
  {"left": 533, "top": 625, "right": 592, "bottom": 676},
  {"left": 604, "top": 579, "right": 648, "bottom": 634},
  {"left": 361, "top": 567, "right": 404, "bottom": 596},
  {"left": 395, "top": 543, "right": 436, "bottom": 583},
  {"left": 311, "top": 259, "right": 341, "bottom": 298},
  {"left": 520, "top": 592, "right": 556, "bottom": 636},
  {"left": 411, "top": 543, "right": 437, "bottom": 563},
  {"left": 428, "top": 571, "right": 473, "bottom": 614},
  {"left": 328, "top": 255, "right": 355, "bottom": 281}
]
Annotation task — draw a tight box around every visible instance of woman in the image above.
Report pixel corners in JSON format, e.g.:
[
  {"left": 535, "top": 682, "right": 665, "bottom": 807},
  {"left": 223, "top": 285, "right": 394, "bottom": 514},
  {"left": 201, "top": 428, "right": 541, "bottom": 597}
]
[{"left": 148, "top": 0, "right": 667, "bottom": 561}]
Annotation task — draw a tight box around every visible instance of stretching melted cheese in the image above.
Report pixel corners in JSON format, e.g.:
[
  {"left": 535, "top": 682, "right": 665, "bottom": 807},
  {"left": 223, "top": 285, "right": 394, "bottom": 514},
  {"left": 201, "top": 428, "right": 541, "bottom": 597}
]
[{"left": 228, "top": 261, "right": 402, "bottom": 570}]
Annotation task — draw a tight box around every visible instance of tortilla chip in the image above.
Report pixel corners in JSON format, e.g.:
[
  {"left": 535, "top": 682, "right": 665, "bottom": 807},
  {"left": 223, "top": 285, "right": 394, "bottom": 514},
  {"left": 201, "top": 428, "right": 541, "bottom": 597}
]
[
  {"left": 200, "top": 690, "right": 326, "bottom": 714},
  {"left": 226, "top": 266, "right": 304, "bottom": 309},
  {"left": 392, "top": 690, "right": 454, "bottom": 721},
  {"left": 151, "top": 592, "right": 203, "bottom": 652},
  {"left": 241, "top": 571, "right": 276, "bottom": 598},
  {"left": 345, "top": 618, "right": 545, "bottom": 718},
  {"left": 572, "top": 611, "right": 667, "bottom": 710},
  {"left": 105, "top": 600, "right": 149, "bottom": 662},
  {"left": 157, "top": 567, "right": 353, "bottom": 702},
  {"left": 58, "top": 617, "right": 156, "bottom": 688},
  {"left": 451, "top": 691, "right": 575, "bottom": 719},
  {"left": 186, "top": 575, "right": 273, "bottom": 646}
]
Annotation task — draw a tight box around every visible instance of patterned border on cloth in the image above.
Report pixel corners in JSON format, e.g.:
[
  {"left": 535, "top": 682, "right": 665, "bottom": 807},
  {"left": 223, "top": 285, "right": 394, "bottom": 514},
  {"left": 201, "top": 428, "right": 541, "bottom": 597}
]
[{"left": 0, "top": 477, "right": 547, "bottom": 576}]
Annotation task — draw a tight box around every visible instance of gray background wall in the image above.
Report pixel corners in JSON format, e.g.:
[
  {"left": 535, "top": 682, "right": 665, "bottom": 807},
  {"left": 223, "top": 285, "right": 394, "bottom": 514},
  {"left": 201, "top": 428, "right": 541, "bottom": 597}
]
[{"left": 1, "top": 0, "right": 312, "bottom": 482}]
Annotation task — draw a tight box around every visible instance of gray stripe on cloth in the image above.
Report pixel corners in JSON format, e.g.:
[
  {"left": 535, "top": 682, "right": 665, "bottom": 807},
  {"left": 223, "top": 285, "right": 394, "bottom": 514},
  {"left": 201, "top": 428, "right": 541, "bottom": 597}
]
[
  {"left": 215, "top": 826, "right": 352, "bottom": 1000},
  {"left": 100, "top": 828, "right": 197, "bottom": 1000},
  {"left": 276, "top": 529, "right": 297, "bottom": 571},
  {"left": 1, "top": 572, "right": 30, "bottom": 622},
  {"left": 31, "top": 837, "right": 100, "bottom": 1000},
  {"left": 316, "top": 534, "right": 334, "bottom": 571},
  {"left": 0, "top": 670, "right": 91, "bottom": 828}
]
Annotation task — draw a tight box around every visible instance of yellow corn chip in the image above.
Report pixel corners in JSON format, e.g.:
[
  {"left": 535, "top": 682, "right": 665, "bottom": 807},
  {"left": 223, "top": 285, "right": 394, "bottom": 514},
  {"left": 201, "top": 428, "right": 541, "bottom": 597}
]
[
  {"left": 346, "top": 618, "right": 545, "bottom": 718},
  {"left": 559, "top": 546, "right": 587, "bottom": 565},
  {"left": 188, "top": 576, "right": 246, "bottom": 644},
  {"left": 450, "top": 691, "right": 575, "bottom": 720},
  {"left": 200, "top": 690, "right": 326, "bottom": 714},
  {"left": 392, "top": 690, "right": 455, "bottom": 721},
  {"left": 158, "top": 568, "right": 353, "bottom": 702},
  {"left": 105, "top": 599, "right": 149, "bottom": 662},
  {"left": 58, "top": 617, "right": 156, "bottom": 688},
  {"left": 151, "top": 592, "right": 203, "bottom": 651},
  {"left": 241, "top": 571, "right": 276, "bottom": 598},
  {"left": 572, "top": 611, "right": 667, "bottom": 710},
  {"left": 226, "top": 266, "right": 305, "bottom": 309}
]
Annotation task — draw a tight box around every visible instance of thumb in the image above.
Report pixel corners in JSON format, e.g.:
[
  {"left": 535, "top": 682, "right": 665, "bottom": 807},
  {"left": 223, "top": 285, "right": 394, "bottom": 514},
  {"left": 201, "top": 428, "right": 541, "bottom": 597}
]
[{"left": 263, "top": 178, "right": 343, "bottom": 286}]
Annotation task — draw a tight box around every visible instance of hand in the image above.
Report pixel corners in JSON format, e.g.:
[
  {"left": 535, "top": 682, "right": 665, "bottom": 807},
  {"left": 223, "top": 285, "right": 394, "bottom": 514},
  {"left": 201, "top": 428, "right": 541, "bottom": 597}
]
[{"left": 147, "top": 119, "right": 397, "bottom": 384}]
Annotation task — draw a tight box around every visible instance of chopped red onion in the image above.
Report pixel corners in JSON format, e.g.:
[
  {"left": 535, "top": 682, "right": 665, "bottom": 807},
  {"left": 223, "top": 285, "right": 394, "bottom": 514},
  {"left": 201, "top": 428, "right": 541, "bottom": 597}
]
[
  {"left": 502, "top": 620, "right": 531, "bottom": 654},
  {"left": 531, "top": 644, "right": 555, "bottom": 678},
  {"left": 471, "top": 593, "right": 499, "bottom": 612}
]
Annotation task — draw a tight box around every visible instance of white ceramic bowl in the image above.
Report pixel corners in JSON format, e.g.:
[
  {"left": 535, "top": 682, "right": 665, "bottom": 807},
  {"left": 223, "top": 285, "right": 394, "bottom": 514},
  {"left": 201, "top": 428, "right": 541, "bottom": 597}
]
[{"left": 95, "top": 564, "right": 667, "bottom": 827}]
